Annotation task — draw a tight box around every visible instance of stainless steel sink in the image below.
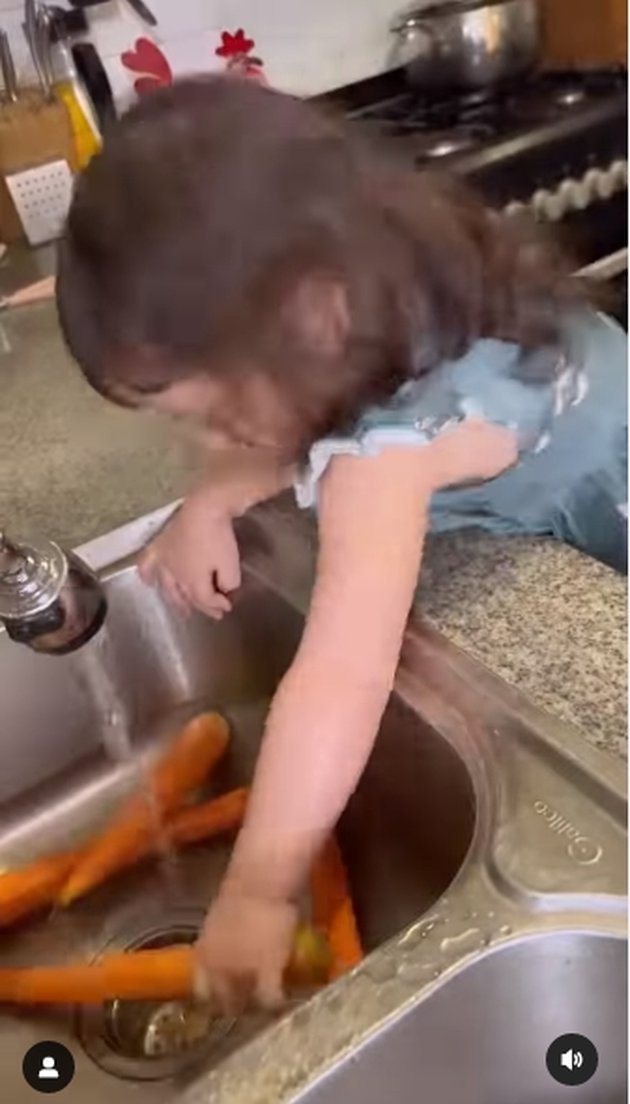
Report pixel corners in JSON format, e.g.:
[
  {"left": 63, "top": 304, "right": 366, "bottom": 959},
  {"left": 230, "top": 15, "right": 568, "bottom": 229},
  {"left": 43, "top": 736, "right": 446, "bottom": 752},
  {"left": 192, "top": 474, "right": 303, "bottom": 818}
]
[
  {"left": 0, "top": 510, "right": 476, "bottom": 1102},
  {"left": 300, "top": 932, "right": 627, "bottom": 1104},
  {"left": 0, "top": 503, "right": 626, "bottom": 1104}
]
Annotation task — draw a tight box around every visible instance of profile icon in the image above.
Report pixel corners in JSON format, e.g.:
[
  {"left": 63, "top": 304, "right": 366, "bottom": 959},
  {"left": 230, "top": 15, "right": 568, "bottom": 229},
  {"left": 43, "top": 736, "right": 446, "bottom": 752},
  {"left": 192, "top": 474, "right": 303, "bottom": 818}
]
[
  {"left": 38, "top": 1056, "right": 60, "bottom": 1080},
  {"left": 22, "top": 1041, "right": 75, "bottom": 1093}
]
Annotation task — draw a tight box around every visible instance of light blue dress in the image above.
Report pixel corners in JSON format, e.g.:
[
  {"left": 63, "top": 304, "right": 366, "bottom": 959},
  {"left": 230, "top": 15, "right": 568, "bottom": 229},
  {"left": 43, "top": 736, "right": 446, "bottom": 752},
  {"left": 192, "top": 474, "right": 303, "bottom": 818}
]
[{"left": 294, "top": 310, "right": 628, "bottom": 573}]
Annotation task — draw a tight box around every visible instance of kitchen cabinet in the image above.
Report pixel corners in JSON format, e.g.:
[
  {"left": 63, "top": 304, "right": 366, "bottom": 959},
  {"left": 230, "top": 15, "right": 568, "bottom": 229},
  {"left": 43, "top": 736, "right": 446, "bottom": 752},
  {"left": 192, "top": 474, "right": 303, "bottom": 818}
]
[{"left": 541, "top": 0, "right": 627, "bottom": 67}]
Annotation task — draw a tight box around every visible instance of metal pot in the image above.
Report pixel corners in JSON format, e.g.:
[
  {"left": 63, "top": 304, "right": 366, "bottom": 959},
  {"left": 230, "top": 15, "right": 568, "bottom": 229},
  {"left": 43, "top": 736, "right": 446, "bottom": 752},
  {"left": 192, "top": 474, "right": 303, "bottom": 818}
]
[{"left": 391, "top": 0, "right": 541, "bottom": 94}]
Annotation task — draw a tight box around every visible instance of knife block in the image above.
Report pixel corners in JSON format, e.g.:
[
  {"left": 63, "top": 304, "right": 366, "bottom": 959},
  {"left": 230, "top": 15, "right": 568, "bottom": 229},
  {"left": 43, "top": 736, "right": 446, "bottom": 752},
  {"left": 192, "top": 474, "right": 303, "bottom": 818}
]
[{"left": 0, "top": 90, "right": 77, "bottom": 243}]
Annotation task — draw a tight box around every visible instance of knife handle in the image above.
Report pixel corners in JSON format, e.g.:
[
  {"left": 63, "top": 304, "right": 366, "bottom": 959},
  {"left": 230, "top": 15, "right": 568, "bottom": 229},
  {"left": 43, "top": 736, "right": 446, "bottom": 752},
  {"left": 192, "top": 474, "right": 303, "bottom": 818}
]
[{"left": 68, "top": 0, "right": 158, "bottom": 25}]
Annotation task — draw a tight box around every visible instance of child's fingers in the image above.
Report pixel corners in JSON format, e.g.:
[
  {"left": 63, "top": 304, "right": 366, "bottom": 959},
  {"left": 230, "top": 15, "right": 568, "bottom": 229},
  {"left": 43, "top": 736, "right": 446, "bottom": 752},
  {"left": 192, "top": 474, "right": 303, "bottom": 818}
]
[
  {"left": 256, "top": 964, "right": 285, "bottom": 1011},
  {"left": 185, "top": 575, "right": 231, "bottom": 619},
  {"left": 193, "top": 961, "right": 251, "bottom": 1018},
  {"left": 215, "top": 554, "right": 241, "bottom": 594},
  {"left": 209, "top": 591, "right": 232, "bottom": 614},
  {"left": 159, "top": 569, "right": 192, "bottom": 617}
]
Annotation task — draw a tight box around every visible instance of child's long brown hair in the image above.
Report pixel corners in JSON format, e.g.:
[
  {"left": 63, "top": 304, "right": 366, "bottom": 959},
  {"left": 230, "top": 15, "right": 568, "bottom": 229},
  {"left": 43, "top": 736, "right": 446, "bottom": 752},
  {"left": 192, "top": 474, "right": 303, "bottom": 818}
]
[{"left": 57, "top": 75, "right": 589, "bottom": 456}]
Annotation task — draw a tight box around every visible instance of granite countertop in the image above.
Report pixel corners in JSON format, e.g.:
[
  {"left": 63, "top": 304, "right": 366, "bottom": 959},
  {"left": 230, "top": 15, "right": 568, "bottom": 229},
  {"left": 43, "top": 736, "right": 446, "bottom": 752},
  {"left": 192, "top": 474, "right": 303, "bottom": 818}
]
[
  {"left": 1, "top": 300, "right": 626, "bottom": 760},
  {"left": 0, "top": 300, "right": 199, "bottom": 546},
  {"left": 418, "top": 530, "right": 627, "bottom": 759}
]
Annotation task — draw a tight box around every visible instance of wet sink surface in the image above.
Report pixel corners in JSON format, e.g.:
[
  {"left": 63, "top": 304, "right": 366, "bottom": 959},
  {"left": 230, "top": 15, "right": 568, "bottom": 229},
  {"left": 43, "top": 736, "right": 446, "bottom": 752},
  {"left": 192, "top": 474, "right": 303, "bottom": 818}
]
[
  {"left": 300, "top": 931, "right": 628, "bottom": 1104},
  {"left": 0, "top": 557, "right": 476, "bottom": 1102}
]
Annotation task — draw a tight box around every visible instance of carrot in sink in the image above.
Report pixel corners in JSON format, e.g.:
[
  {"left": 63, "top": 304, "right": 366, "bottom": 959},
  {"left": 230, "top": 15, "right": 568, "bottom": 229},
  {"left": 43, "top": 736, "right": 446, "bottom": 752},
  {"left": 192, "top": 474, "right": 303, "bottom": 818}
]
[
  {"left": 0, "top": 925, "right": 327, "bottom": 1005},
  {"left": 0, "top": 787, "right": 247, "bottom": 929},
  {"left": 57, "top": 711, "right": 230, "bottom": 907},
  {"left": 0, "top": 848, "right": 86, "bottom": 927},
  {"left": 168, "top": 786, "right": 248, "bottom": 846},
  {"left": 0, "top": 946, "right": 195, "bottom": 1005},
  {"left": 310, "top": 835, "right": 363, "bottom": 980}
]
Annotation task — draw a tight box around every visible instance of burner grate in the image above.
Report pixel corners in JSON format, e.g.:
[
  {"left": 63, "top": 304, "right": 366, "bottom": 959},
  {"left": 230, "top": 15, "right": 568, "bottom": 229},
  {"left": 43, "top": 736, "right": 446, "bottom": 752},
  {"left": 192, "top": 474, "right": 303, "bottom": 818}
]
[{"left": 350, "top": 68, "right": 628, "bottom": 151}]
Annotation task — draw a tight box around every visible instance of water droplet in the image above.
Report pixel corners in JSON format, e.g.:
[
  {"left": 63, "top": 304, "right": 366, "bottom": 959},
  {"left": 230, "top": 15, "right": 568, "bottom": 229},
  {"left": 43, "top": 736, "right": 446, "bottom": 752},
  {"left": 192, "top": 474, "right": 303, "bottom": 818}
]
[
  {"left": 432, "top": 969, "right": 442, "bottom": 979},
  {"left": 398, "top": 916, "right": 438, "bottom": 947},
  {"left": 396, "top": 960, "right": 430, "bottom": 985},
  {"left": 439, "top": 928, "right": 480, "bottom": 955},
  {"left": 487, "top": 911, "right": 495, "bottom": 920},
  {"left": 499, "top": 924, "right": 513, "bottom": 936}
]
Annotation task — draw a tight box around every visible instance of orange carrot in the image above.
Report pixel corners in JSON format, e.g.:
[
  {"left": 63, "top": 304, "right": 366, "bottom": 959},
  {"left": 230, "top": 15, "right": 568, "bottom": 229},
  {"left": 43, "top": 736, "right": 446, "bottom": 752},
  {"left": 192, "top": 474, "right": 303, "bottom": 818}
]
[
  {"left": 169, "top": 787, "right": 248, "bottom": 846},
  {"left": 0, "top": 849, "right": 86, "bottom": 927},
  {"left": 0, "top": 787, "right": 246, "bottom": 929},
  {"left": 310, "top": 835, "right": 363, "bottom": 980},
  {"left": 0, "top": 947, "right": 194, "bottom": 1005},
  {"left": 58, "top": 712, "right": 230, "bottom": 906},
  {"left": 0, "top": 925, "right": 327, "bottom": 1006}
]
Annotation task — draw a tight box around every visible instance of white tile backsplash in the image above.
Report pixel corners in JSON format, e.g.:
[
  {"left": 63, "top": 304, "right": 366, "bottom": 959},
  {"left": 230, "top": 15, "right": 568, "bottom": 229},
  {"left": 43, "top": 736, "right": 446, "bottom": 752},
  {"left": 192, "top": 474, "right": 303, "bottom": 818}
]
[{"left": 0, "top": 0, "right": 405, "bottom": 105}]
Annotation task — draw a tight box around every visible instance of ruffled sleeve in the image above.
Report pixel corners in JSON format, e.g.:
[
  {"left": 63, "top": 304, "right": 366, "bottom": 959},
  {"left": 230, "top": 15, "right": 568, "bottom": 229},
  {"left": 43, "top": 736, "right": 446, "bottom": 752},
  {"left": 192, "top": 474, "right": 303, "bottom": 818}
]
[{"left": 293, "top": 338, "right": 578, "bottom": 510}]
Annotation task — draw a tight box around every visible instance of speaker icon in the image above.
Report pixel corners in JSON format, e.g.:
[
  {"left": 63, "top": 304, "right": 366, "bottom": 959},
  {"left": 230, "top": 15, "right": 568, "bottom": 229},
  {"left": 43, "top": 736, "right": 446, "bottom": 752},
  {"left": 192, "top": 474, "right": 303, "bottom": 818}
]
[
  {"left": 561, "top": 1049, "right": 584, "bottom": 1071},
  {"left": 547, "top": 1034, "right": 598, "bottom": 1086}
]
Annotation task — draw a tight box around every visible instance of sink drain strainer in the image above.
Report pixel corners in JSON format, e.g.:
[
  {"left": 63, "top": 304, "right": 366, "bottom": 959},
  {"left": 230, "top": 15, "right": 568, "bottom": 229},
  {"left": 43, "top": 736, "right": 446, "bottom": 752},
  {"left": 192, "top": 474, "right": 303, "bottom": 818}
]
[{"left": 75, "top": 911, "right": 235, "bottom": 1082}]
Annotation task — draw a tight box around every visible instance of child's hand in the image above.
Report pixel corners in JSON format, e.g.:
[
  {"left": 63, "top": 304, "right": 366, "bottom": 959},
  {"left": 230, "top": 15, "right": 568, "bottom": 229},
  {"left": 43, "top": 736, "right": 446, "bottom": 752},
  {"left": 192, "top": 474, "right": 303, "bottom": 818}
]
[
  {"left": 139, "top": 495, "right": 241, "bottom": 618},
  {"left": 194, "top": 888, "right": 298, "bottom": 1013}
]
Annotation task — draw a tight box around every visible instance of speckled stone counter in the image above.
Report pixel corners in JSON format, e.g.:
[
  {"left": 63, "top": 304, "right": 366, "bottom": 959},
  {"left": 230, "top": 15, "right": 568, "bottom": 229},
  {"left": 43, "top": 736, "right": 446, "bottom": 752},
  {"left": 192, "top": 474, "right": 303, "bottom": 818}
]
[
  {"left": 418, "top": 530, "right": 627, "bottom": 760},
  {"left": 266, "top": 502, "right": 627, "bottom": 761},
  {"left": 2, "top": 302, "right": 626, "bottom": 763},
  {"left": 0, "top": 302, "right": 199, "bottom": 548}
]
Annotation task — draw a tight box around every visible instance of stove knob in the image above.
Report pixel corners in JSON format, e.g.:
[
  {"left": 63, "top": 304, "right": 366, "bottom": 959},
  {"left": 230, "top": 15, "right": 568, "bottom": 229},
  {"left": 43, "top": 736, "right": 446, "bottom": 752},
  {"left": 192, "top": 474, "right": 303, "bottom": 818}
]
[
  {"left": 558, "top": 177, "right": 590, "bottom": 211},
  {"left": 532, "top": 188, "right": 564, "bottom": 222},
  {"left": 610, "top": 159, "right": 628, "bottom": 189},
  {"left": 592, "top": 168, "right": 616, "bottom": 200},
  {"left": 504, "top": 200, "right": 527, "bottom": 218},
  {"left": 538, "top": 187, "right": 564, "bottom": 221},
  {"left": 583, "top": 169, "right": 603, "bottom": 202}
]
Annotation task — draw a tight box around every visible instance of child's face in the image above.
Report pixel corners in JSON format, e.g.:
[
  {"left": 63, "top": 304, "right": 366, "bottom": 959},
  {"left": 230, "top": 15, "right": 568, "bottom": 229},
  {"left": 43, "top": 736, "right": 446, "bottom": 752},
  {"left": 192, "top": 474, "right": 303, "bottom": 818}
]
[{"left": 139, "top": 372, "right": 300, "bottom": 459}]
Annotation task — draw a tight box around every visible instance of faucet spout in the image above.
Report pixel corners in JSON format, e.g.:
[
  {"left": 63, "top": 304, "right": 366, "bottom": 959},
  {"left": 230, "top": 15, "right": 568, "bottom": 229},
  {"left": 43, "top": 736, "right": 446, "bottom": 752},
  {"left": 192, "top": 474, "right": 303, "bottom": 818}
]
[{"left": 0, "top": 531, "right": 107, "bottom": 654}]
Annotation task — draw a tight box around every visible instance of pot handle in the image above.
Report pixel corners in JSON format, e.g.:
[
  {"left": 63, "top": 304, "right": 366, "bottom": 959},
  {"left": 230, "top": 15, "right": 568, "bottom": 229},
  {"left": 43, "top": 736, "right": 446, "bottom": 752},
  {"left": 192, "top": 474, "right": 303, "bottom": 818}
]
[
  {"left": 390, "top": 13, "right": 436, "bottom": 42},
  {"left": 392, "top": 0, "right": 501, "bottom": 30}
]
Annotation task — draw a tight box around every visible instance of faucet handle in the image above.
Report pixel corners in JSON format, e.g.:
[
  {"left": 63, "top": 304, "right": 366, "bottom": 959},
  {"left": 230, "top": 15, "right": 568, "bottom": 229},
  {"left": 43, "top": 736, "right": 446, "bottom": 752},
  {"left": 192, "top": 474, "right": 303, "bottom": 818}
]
[
  {"left": 0, "top": 532, "right": 107, "bottom": 654},
  {"left": 0, "top": 531, "right": 67, "bottom": 619}
]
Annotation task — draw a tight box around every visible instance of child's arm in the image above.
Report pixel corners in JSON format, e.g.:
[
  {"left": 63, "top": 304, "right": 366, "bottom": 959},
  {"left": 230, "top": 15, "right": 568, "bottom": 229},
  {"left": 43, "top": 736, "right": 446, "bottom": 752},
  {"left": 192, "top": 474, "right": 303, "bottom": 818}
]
[
  {"left": 228, "top": 448, "right": 433, "bottom": 889},
  {"left": 139, "top": 450, "right": 294, "bottom": 616},
  {"left": 196, "top": 446, "right": 434, "bottom": 1005},
  {"left": 195, "top": 419, "right": 517, "bottom": 1006}
]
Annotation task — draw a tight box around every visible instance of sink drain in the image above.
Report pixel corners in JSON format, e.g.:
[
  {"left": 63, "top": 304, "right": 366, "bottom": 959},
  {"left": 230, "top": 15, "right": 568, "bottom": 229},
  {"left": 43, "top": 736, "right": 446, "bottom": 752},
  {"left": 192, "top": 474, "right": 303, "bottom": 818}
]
[{"left": 75, "top": 911, "right": 235, "bottom": 1082}]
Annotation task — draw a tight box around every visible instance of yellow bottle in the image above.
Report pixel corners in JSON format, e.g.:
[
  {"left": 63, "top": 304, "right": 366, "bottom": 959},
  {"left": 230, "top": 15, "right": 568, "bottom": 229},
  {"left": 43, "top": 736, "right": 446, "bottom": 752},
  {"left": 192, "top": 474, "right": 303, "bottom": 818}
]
[{"left": 50, "top": 40, "right": 101, "bottom": 170}]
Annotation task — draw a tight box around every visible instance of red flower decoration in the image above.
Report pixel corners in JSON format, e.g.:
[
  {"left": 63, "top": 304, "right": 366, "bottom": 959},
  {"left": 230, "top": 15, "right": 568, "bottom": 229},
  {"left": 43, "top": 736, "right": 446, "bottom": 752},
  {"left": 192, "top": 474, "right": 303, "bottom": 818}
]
[
  {"left": 215, "top": 29, "right": 255, "bottom": 59},
  {"left": 121, "top": 37, "right": 173, "bottom": 95}
]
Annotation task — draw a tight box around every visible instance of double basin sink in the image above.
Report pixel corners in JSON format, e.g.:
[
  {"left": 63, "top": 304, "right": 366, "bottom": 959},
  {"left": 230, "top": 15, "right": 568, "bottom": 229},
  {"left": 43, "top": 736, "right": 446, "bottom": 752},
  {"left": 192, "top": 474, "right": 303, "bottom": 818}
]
[{"left": 0, "top": 503, "right": 626, "bottom": 1103}]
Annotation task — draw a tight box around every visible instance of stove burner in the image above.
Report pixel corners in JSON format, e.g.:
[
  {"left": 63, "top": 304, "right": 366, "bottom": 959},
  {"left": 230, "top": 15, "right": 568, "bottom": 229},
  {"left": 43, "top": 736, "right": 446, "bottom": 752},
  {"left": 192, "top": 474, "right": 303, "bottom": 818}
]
[
  {"left": 425, "top": 132, "right": 477, "bottom": 158},
  {"left": 555, "top": 86, "right": 587, "bottom": 108},
  {"left": 350, "top": 68, "right": 626, "bottom": 147}
]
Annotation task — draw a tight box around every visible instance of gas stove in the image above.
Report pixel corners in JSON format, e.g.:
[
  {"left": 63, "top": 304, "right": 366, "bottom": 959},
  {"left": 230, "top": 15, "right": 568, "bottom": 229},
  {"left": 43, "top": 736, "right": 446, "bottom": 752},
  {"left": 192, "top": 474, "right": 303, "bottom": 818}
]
[{"left": 318, "top": 67, "right": 628, "bottom": 320}]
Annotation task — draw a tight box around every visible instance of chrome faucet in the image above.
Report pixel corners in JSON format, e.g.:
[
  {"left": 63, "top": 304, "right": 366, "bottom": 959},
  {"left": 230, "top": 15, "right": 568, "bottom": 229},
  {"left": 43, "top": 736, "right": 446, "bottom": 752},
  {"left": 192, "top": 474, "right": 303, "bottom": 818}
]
[{"left": 0, "top": 531, "right": 107, "bottom": 654}]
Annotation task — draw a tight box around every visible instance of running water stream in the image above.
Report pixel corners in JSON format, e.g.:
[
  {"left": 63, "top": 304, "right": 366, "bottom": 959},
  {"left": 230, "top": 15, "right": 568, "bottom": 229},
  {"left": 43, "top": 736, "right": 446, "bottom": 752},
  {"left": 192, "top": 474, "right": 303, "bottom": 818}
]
[{"left": 72, "top": 626, "right": 180, "bottom": 888}]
